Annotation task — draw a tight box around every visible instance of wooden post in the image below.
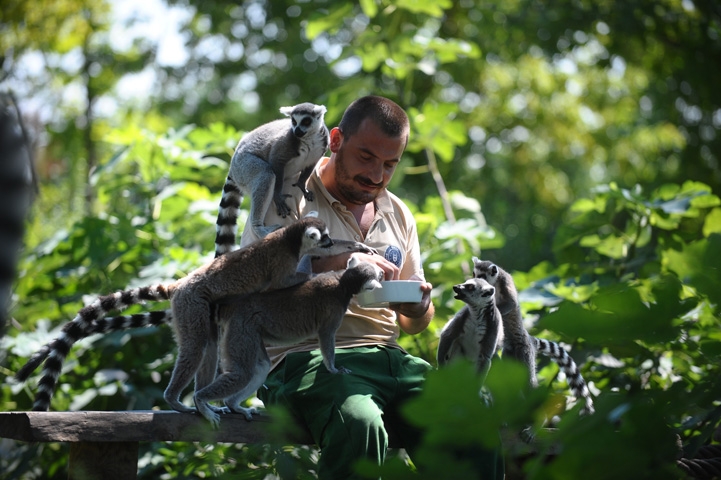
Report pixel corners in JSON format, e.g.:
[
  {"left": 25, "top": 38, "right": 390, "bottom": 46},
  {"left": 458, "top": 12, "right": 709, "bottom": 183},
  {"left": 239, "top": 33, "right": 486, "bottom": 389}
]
[
  {"left": 0, "top": 410, "right": 315, "bottom": 478},
  {"left": 69, "top": 441, "right": 139, "bottom": 480}
]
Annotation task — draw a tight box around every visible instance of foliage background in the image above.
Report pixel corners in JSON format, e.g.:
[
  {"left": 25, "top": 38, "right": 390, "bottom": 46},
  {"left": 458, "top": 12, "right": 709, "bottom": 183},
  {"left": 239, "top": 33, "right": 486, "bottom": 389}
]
[{"left": 1, "top": 0, "right": 720, "bottom": 478}]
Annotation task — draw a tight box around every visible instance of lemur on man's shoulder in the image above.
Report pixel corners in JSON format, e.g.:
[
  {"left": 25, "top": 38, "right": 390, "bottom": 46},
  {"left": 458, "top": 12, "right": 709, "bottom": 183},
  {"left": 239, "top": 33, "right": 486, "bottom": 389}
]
[{"left": 215, "top": 102, "right": 329, "bottom": 254}]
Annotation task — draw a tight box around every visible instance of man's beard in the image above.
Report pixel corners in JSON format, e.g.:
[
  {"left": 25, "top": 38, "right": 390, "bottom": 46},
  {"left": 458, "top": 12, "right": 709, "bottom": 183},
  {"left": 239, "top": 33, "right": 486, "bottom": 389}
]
[{"left": 334, "top": 150, "right": 382, "bottom": 205}]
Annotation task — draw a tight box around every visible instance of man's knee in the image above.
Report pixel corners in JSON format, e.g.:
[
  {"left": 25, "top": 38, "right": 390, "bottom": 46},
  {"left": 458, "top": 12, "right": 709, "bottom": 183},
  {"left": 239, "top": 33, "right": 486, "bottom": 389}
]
[
  {"left": 338, "top": 394, "right": 386, "bottom": 439},
  {"left": 319, "top": 394, "right": 388, "bottom": 453},
  {"left": 317, "top": 395, "right": 387, "bottom": 479}
]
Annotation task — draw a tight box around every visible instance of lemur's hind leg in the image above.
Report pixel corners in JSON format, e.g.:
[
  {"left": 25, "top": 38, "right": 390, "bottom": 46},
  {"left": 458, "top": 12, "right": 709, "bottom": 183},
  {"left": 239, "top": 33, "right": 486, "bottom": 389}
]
[
  {"left": 193, "top": 330, "right": 269, "bottom": 427},
  {"left": 164, "top": 302, "right": 212, "bottom": 412},
  {"left": 163, "top": 337, "right": 206, "bottom": 413},
  {"left": 194, "top": 330, "right": 228, "bottom": 415},
  {"left": 239, "top": 154, "right": 283, "bottom": 238},
  {"left": 223, "top": 348, "right": 270, "bottom": 420}
]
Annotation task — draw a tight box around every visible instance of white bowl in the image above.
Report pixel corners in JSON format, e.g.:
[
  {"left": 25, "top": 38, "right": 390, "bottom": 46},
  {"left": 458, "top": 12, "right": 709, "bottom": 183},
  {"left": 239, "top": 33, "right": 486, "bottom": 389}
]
[{"left": 356, "top": 280, "right": 423, "bottom": 308}]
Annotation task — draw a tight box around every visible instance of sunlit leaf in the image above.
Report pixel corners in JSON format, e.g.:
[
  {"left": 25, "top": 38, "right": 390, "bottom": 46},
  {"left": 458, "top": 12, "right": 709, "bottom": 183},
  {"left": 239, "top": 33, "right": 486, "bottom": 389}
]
[
  {"left": 702, "top": 207, "right": 721, "bottom": 236},
  {"left": 664, "top": 234, "right": 721, "bottom": 306},
  {"left": 394, "top": 0, "right": 452, "bottom": 16},
  {"left": 579, "top": 233, "right": 627, "bottom": 259},
  {"left": 538, "top": 276, "right": 689, "bottom": 346},
  {"left": 305, "top": 4, "right": 355, "bottom": 39},
  {"left": 358, "top": 0, "right": 379, "bottom": 18}
]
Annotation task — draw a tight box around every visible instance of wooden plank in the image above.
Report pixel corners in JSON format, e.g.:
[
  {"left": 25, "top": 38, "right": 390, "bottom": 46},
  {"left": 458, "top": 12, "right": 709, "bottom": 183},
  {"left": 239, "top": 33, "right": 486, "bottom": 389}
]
[{"left": 0, "top": 411, "right": 314, "bottom": 444}]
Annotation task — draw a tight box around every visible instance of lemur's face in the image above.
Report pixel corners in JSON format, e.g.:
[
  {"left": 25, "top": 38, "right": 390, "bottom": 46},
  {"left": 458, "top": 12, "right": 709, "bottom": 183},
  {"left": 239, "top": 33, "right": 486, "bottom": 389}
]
[
  {"left": 291, "top": 113, "right": 317, "bottom": 137},
  {"left": 290, "top": 104, "right": 326, "bottom": 137},
  {"left": 453, "top": 278, "right": 495, "bottom": 307}
]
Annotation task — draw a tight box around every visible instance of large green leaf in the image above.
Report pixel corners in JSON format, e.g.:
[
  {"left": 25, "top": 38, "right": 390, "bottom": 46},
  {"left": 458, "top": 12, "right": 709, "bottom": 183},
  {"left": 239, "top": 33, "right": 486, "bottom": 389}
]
[
  {"left": 664, "top": 234, "right": 721, "bottom": 307},
  {"left": 537, "top": 275, "right": 691, "bottom": 346}
]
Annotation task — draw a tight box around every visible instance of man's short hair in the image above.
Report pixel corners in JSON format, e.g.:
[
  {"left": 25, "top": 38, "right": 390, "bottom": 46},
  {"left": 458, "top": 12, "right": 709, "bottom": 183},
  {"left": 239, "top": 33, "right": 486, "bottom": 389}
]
[{"left": 338, "top": 96, "right": 409, "bottom": 142}]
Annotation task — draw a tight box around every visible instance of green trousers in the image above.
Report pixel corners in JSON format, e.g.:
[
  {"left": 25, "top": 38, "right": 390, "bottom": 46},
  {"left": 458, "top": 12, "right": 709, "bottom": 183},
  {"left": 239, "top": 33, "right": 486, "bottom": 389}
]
[{"left": 258, "top": 345, "right": 504, "bottom": 479}]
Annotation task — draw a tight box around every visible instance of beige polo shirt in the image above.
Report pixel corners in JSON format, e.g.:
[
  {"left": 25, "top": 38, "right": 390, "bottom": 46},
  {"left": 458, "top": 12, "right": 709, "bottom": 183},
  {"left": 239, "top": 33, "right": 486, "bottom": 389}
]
[{"left": 239, "top": 157, "right": 426, "bottom": 370}]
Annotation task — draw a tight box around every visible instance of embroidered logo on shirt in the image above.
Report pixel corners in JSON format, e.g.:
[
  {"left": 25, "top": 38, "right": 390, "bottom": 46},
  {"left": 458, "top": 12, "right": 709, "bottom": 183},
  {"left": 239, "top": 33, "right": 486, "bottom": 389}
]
[{"left": 384, "top": 245, "right": 403, "bottom": 268}]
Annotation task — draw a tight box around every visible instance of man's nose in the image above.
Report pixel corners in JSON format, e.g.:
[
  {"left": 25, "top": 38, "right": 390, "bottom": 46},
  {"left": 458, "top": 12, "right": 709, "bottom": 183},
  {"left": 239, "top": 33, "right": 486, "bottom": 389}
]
[{"left": 366, "top": 161, "right": 384, "bottom": 184}]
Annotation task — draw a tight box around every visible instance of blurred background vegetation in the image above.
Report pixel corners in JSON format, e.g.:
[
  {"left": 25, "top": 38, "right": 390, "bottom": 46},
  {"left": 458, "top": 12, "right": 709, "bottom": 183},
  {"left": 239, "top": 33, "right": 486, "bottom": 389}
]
[{"left": 1, "top": 0, "right": 720, "bottom": 478}]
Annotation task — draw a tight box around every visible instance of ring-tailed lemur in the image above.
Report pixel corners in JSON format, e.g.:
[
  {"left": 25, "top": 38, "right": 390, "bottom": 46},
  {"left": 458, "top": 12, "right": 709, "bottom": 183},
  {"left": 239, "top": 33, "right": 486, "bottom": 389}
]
[
  {"left": 15, "top": 217, "right": 374, "bottom": 413},
  {"left": 215, "top": 102, "right": 329, "bottom": 254},
  {"left": 472, "top": 257, "right": 538, "bottom": 387},
  {"left": 194, "top": 254, "right": 383, "bottom": 427},
  {"left": 437, "top": 277, "right": 504, "bottom": 379},
  {"left": 470, "top": 257, "right": 594, "bottom": 414}
]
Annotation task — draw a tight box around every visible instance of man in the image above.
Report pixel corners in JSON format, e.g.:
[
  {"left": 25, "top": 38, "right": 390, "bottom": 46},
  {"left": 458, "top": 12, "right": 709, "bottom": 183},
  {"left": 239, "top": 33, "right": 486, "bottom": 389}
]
[
  {"left": 239, "top": 96, "right": 501, "bottom": 479},
  {"left": 238, "top": 95, "right": 430, "bottom": 477}
]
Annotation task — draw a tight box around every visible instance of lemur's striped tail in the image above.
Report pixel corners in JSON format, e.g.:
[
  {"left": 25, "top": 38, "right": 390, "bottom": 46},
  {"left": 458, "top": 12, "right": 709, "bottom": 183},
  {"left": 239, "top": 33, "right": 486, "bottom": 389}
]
[
  {"left": 15, "top": 320, "right": 86, "bottom": 382},
  {"left": 214, "top": 178, "right": 242, "bottom": 258},
  {"left": 533, "top": 337, "right": 595, "bottom": 415},
  {"left": 92, "top": 309, "right": 173, "bottom": 333},
  {"left": 72, "top": 284, "right": 171, "bottom": 331},
  {"left": 29, "top": 285, "right": 170, "bottom": 411}
]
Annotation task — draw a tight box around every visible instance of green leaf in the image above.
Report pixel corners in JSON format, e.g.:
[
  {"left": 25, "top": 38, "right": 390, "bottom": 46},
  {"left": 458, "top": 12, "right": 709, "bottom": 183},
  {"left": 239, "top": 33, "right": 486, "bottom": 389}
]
[
  {"left": 359, "top": 41, "right": 391, "bottom": 71},
  {"left": 703, "top": 207, "right": 721, "bottom": 236},
  {"left": 403, "top": 360, "right": 537, "bottom": 450},
  {"left": 538, "top": 276, "right": 690, "bottom": 346},
  {"left": 664, "top": 234, "right": 721, "bottom": 306},
  {"left": 408, "top": 102, "right": 467, "bottom": 161},
  {"left": 395, "top": 0, "right": 452, "bottom": 17},
  {"left": 305, "top": 4, "right": 355, "bottom": 40},
  {"left": 579, "top": 233, "right": 628, "bottom": 259},
  {"left": 358, "top": 0, "right": 378, "bottom": 18}
]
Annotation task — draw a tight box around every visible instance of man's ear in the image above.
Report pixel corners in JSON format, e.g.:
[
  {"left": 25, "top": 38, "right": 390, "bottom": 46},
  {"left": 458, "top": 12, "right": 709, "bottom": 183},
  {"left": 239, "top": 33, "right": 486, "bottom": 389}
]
[{"left": 329, "top": 127, "right": 343, "bottom": 153}]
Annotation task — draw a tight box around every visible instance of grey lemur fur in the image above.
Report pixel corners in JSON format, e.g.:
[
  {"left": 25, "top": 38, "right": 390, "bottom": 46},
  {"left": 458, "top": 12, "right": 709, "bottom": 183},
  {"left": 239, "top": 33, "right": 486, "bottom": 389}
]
[
  {"left": 471, "top": 257, "right": 594, "bottom": 414},
  {"left": 16, "top": 216, "right": 373, "bottom": 413},
  {"left": 193, "top": 254, "right": 383, "bottom": 427},
  {"left": 215, "top": 102, "right": 329, "bottom": 254},
  {"left": 437, "top": 277, "right": 504, "bottom": 379}
]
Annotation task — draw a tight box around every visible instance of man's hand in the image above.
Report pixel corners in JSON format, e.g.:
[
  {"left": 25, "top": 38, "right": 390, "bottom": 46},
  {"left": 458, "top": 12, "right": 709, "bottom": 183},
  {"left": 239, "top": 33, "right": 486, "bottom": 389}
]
[{"left": 391, "top": 274, "right": 434, "bottom": 334}]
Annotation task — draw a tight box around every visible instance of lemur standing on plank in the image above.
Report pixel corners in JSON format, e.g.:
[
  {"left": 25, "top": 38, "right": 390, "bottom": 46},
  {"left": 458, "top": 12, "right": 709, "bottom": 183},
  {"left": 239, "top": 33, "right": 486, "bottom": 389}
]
[{"left": 194, "top": 254, "right": 384, "bottom": 427}]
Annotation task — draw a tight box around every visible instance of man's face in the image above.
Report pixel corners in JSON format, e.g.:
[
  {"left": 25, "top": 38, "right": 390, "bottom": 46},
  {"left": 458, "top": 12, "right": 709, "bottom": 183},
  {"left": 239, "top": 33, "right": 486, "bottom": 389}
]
[{"left": 330, "top": 118, "right": 407, "bottom": 206}]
